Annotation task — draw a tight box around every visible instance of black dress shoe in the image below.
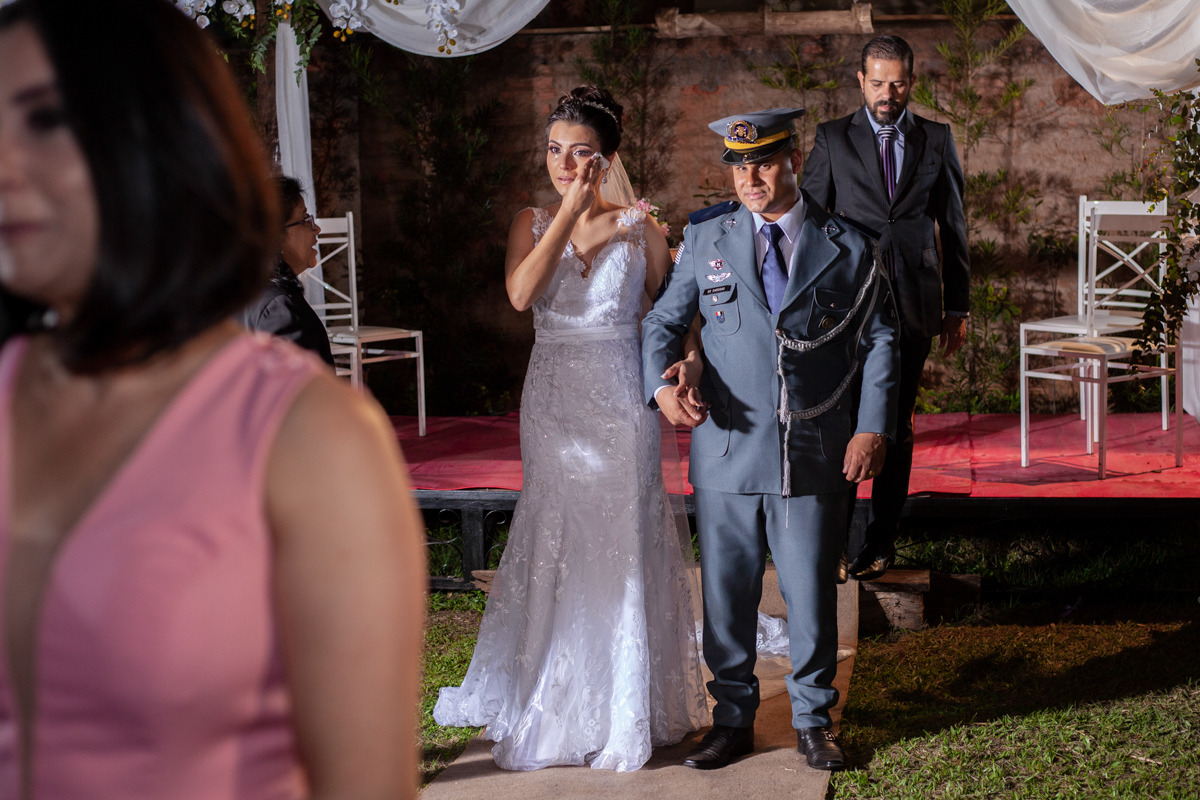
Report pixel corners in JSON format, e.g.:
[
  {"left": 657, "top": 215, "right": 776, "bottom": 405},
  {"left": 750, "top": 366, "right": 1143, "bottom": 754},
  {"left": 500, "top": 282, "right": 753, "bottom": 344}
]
[
  {"left": 682, "top": 724, "right": 754, "bottom": 770},
  {"left": 796, "top": 726, "right": 846, "bottom": 770},
  {"left": 835, "top": 550, "right": 850, "bottom": 584},
  {"left": 848, "top": 541, "right": 896, "bottom": 582}
]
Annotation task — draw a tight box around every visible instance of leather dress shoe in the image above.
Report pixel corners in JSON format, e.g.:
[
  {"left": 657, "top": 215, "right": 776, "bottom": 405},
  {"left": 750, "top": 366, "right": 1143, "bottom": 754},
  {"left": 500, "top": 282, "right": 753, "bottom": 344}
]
[
  {"left": 682, "top": 724, "right": 754, "bottom": 770},
  {"left": 835, "top": 550, "right": 850, "bottom": 584},
  {"left": 796, "top": 726, "right": 846, "bottom": 770},
  {"left": 848, "top": 540, "right": 896, "bottom": 582}
]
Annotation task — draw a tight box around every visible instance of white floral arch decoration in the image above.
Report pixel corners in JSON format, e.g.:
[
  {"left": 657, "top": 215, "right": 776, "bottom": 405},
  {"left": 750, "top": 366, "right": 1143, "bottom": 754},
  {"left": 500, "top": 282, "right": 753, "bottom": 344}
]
[{"left": 316, "top": 0, "right": 550, "bottom": 58}]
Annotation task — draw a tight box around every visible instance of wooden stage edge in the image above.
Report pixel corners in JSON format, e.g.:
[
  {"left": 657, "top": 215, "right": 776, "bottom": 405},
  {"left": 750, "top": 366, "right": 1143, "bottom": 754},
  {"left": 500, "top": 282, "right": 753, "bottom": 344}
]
[
  {"left": 414, "top": 489, "right": 1200, "bottom": 517},
  {"left": 402, "top": 412, "right": 1200, "bottom": 589},
  {"left": 415, "top": 489, "right": 1200, "bottom": 591}
]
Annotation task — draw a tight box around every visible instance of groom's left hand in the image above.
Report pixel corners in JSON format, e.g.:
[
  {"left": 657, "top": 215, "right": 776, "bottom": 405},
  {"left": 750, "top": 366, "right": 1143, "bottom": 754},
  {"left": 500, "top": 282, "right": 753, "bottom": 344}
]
[{"left": 843, "top": 432, "right": 886, "bottom": 483}]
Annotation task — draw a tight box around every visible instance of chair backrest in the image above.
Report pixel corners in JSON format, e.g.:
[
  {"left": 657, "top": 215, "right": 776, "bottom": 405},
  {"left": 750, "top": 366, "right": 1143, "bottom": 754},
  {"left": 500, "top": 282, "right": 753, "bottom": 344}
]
[
  {"left": 1076, "top": 196, "right": 1169, "bottom": 330},
  {"left": 301, "top": 212, "right": 359, "bottom": 332}
]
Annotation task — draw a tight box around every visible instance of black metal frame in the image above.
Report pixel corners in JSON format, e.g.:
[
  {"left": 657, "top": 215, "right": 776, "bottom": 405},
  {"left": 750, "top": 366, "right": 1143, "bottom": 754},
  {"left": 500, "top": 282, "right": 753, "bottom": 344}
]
[{"left": 418, "top": 489, "right": 1200, "bottom": 591}]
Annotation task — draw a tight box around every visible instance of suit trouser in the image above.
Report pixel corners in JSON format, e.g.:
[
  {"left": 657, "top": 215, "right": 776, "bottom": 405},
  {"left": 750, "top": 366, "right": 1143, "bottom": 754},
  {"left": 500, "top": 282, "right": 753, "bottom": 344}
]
[
  {"left": 694, "top": 489, "right": 844, "bottom": 730},
  {"left": 864, "top": 332, "right": 933, "bottom": 543}
]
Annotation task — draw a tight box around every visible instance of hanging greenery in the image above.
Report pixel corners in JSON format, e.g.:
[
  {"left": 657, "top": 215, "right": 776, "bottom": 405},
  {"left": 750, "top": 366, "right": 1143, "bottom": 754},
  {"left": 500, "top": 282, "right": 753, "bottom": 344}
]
[
  {"left": 173, "top": 0, "right": 365, "bottom": 75},
  {"left": 747, "top": 37, "right": 843, "bottom": 154},
  {"left": 576, "top": 0, "right": 678, "bottom": 204},
  {"left": 1136, "top": 63, "right": 1200, "bottom": 353},
  {"left": 350, "top": 43, "right": 517, "bottom": 416},
  {"left": 913, "top": 0, "right": 1032, "bottom": 414}
]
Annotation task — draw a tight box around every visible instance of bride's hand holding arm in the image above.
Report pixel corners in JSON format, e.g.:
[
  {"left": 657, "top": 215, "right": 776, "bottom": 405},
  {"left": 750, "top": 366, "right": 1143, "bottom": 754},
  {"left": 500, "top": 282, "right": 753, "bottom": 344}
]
[
  {"left": 645, "top": 218, "right": 708, "bottom": 425},
  {"left": 505, "top": 154, "right": 603, "bottom": 311},
  {"left": 661, "top": 315, "right": 707, "bottom": 424}
]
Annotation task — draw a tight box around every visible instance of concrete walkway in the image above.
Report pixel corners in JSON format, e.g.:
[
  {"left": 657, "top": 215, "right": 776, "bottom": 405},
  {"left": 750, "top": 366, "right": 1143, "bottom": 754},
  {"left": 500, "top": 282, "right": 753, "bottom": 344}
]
[{"left": 422, "top": 571, "right": 858, "bottom": 799}]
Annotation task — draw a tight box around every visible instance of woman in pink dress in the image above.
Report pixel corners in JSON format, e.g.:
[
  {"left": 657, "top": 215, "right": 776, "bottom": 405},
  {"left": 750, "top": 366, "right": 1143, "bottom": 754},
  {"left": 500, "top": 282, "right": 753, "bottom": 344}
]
[{"left": 0, "top": 1, "right": 424, "bottom": 797}]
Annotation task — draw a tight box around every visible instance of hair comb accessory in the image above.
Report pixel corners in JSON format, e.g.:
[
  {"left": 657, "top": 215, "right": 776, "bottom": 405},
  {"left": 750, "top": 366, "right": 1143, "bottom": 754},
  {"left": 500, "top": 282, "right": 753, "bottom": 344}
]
[{"left": 578, "top": 99, "right": 620, "bottom": 127}]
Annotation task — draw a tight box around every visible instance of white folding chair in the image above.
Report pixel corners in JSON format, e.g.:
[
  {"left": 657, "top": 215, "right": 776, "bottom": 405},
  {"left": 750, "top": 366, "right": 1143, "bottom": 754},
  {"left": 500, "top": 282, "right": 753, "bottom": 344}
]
[
  {"left": 1019, "top": 201, "right": 1182, "bottom": 477},
  {"left": 1019, "top": 197, "right": 1169, "bottom": 405},
  {"left": 302, "top": 212, "right": 426, "bottom": 436}
]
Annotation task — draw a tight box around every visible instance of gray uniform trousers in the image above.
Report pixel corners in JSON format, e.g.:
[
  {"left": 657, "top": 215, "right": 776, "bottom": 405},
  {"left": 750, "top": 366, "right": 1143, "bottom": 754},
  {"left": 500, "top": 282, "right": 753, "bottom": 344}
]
[{"left": 695, "top": 489, "right": 844, "bottom": 729}]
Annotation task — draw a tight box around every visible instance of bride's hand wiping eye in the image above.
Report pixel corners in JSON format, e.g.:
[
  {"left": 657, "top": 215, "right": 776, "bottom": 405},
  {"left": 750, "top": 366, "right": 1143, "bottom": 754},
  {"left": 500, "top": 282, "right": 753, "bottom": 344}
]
[{"left": 561, "top": 154, "right": 603, "bottom": 219}]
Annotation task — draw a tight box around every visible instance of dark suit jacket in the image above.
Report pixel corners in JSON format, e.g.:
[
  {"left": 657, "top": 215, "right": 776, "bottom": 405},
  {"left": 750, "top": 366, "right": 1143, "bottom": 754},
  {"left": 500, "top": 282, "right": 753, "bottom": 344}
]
[
  {"left": 240, "top": 264, "right": 335, "bottom": 367},
  {"left": 642, "top": 196, "right": 899, "bottom": 496},
  {"left": 801, "top": 107, "right": 969, "bottom": 338}
]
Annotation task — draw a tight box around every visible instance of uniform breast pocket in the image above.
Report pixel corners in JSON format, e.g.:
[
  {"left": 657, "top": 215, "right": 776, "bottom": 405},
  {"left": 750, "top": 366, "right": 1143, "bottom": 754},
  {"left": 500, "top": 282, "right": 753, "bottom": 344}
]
[
  {"left": 807, "top": 286, "right": 853, "bottom": 339},
  {"left": 702, "top": 283, "right": 740, "bottom": 334}
]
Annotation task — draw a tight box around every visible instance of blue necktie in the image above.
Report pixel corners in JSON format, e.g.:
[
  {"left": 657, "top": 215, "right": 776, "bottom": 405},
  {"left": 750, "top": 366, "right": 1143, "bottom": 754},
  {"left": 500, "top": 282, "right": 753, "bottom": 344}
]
[{"left": 762, "top": 222, "right": 787, "bottom": 314}]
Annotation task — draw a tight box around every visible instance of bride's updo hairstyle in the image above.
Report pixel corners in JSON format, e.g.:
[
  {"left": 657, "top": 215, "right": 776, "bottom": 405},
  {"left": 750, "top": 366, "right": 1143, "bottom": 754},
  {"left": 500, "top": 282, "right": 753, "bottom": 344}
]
[{"left": 546, "top": 86, "right": 624, "bottom": 156}]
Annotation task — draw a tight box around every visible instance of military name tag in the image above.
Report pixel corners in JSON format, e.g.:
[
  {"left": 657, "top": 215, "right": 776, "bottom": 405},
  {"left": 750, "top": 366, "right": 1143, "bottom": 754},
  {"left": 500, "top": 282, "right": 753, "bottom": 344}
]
[{"left": 703, "top": 285, "right": 732, "bottom": 305}]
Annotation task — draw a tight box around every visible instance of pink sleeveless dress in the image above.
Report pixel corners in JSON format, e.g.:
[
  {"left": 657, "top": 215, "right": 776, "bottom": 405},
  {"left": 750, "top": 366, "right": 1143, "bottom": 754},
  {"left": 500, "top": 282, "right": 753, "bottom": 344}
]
[{"left": 0, "top": 333, "right": 321, "bottom": 799}]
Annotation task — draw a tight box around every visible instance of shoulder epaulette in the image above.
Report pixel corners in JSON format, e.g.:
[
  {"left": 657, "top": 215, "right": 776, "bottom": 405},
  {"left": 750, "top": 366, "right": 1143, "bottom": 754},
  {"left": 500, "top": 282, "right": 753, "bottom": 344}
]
[
  {"left": 835, "top": 211, "right": 882, "bottom": 241},
  {"left": 688, "top": 200, "right": 740, "bottom": 225}
]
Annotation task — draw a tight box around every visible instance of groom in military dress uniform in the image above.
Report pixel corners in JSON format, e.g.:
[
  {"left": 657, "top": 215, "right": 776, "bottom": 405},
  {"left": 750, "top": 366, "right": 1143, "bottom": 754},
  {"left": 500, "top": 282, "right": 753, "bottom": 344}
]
[{"left": 642, "top": 108, "right": 899, "bottom": 770}]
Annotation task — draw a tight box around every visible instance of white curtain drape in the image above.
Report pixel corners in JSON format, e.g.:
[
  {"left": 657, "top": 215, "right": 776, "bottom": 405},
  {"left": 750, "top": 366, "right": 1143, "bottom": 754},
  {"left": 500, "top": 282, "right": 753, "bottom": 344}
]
[
  {"left": 316, "top": 0, "right": 551, "bottom": 58},
  {"left": 274, "top": 21, "right": 324, "bottom": 306},
  {"left": 1185, "top": 297, "right": 1199, "bottom": 418},
  {"left": 1007, "top": 0, "right": 1200, "bottom": 105}
]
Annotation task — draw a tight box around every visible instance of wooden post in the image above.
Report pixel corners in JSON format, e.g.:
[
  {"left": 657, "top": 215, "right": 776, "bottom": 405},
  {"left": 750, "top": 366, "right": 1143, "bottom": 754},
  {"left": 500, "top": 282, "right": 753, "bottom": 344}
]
[
  {"left": 765, "top": 4, "right": 873, "bottom": 35},
  {"left": 656, "top": 3, "right": 874, "bottom": 39}
]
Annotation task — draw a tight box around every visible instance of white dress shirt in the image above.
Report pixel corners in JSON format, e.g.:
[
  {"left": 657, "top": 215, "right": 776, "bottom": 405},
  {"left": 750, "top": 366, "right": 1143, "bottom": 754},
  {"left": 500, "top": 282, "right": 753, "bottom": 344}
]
[{"left": 751, "top": 192, "right": 806, "bottom": 276}]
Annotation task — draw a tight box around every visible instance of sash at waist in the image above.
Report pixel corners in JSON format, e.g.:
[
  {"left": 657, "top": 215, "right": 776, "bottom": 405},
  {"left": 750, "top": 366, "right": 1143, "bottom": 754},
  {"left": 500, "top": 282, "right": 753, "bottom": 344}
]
[{"left": 535, "top": 324, "right": 639, "bottom": 343}]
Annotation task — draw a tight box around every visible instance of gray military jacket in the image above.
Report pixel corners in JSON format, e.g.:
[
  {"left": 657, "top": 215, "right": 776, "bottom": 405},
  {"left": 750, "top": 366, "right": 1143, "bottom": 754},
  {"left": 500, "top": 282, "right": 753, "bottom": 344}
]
[{"left": 642, "top": 194, "right": 899, "bottom": 496}]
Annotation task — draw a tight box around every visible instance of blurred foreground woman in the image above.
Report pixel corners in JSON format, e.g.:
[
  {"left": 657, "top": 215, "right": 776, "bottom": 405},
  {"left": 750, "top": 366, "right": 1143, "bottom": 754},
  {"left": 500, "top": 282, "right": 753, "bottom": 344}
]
[{"left": 0, "top": 1, "right": 424, "bottom": 798}]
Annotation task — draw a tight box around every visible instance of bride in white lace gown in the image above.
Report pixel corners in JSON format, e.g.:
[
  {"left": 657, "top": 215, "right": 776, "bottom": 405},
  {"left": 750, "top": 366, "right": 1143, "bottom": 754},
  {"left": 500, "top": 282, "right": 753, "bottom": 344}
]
[{"left": 433, "top": 87, "right": 710, "bottom": 772}]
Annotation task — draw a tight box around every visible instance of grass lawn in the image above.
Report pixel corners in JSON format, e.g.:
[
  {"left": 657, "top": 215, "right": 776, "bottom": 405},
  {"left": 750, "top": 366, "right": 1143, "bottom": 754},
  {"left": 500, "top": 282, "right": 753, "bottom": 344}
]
[
  {"left": 833, "top": 598, "right": 1200, "bottom": 798},
  {"left": 420, "top": 592, "right": 1200, "bottom": 796},
  {"left": 420, "top": 591, "right": 486, "bottom": 784}
]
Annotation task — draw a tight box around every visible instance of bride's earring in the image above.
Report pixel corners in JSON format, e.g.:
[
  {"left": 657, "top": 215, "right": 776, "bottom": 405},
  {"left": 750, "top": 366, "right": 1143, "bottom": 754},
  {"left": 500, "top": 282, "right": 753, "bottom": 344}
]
[{"left": 602, "top": 170, "right": 609, "bottom": 184}]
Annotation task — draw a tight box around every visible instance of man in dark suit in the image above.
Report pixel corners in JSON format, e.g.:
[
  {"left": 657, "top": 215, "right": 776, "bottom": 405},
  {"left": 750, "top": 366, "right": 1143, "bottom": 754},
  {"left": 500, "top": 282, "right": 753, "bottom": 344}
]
[
  {"left": 643, "top": 108, "right": 898, "bottom": 771},
  {"left": 801, "top": 34, "right": 970, "bottom": 581}
]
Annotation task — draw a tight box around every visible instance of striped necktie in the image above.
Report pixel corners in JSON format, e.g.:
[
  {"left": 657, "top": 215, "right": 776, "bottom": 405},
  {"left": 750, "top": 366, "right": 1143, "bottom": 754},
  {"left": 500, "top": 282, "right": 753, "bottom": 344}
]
[
  {"left": 878, "top": 125, "right": 898, "bottom": 200},
  {"left": 877, "top": 125, "right": 898, "bottom": 278}
]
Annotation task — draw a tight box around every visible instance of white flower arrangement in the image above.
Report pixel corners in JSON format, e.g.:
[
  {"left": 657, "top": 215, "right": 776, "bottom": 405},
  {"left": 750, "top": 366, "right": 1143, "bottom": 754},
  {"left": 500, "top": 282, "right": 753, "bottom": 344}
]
[
  {"left": 175, "top": 0, "right": 464, "bottom": 57},
  {"left": 221, "top": 0, "right": 255, "bottom": 25},
  {"left": 329, "top": 0, "right": 368, "bottom": 41},
  {"left": 175, "top": 0, "right": 215, "bottom": 28},
  {"left": 424, "top": 0, "right": 461, "bottom": 54}
]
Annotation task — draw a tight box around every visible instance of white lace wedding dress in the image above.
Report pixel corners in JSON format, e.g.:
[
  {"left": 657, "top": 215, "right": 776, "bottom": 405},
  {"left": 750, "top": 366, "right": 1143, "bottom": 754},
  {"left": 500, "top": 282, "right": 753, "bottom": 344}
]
[{"left": 434, "top": 207, "right": 711, "bottom": 772}]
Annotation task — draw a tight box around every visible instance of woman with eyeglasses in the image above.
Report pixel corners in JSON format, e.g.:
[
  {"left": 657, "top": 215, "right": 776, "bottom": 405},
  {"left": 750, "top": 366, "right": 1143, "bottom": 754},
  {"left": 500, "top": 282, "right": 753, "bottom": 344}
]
[
  {"left": 240, "top": 176, "right": 334, "bottom": 367},
  {"left": 0, "top": 0, "right": 424, "bottom": 797}
]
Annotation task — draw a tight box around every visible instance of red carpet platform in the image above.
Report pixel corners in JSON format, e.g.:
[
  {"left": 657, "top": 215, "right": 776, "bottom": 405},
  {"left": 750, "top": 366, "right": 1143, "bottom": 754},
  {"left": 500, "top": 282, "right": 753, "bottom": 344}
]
[{"left": 395, "top": 412, "right": 1200, "bottom": 499}]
